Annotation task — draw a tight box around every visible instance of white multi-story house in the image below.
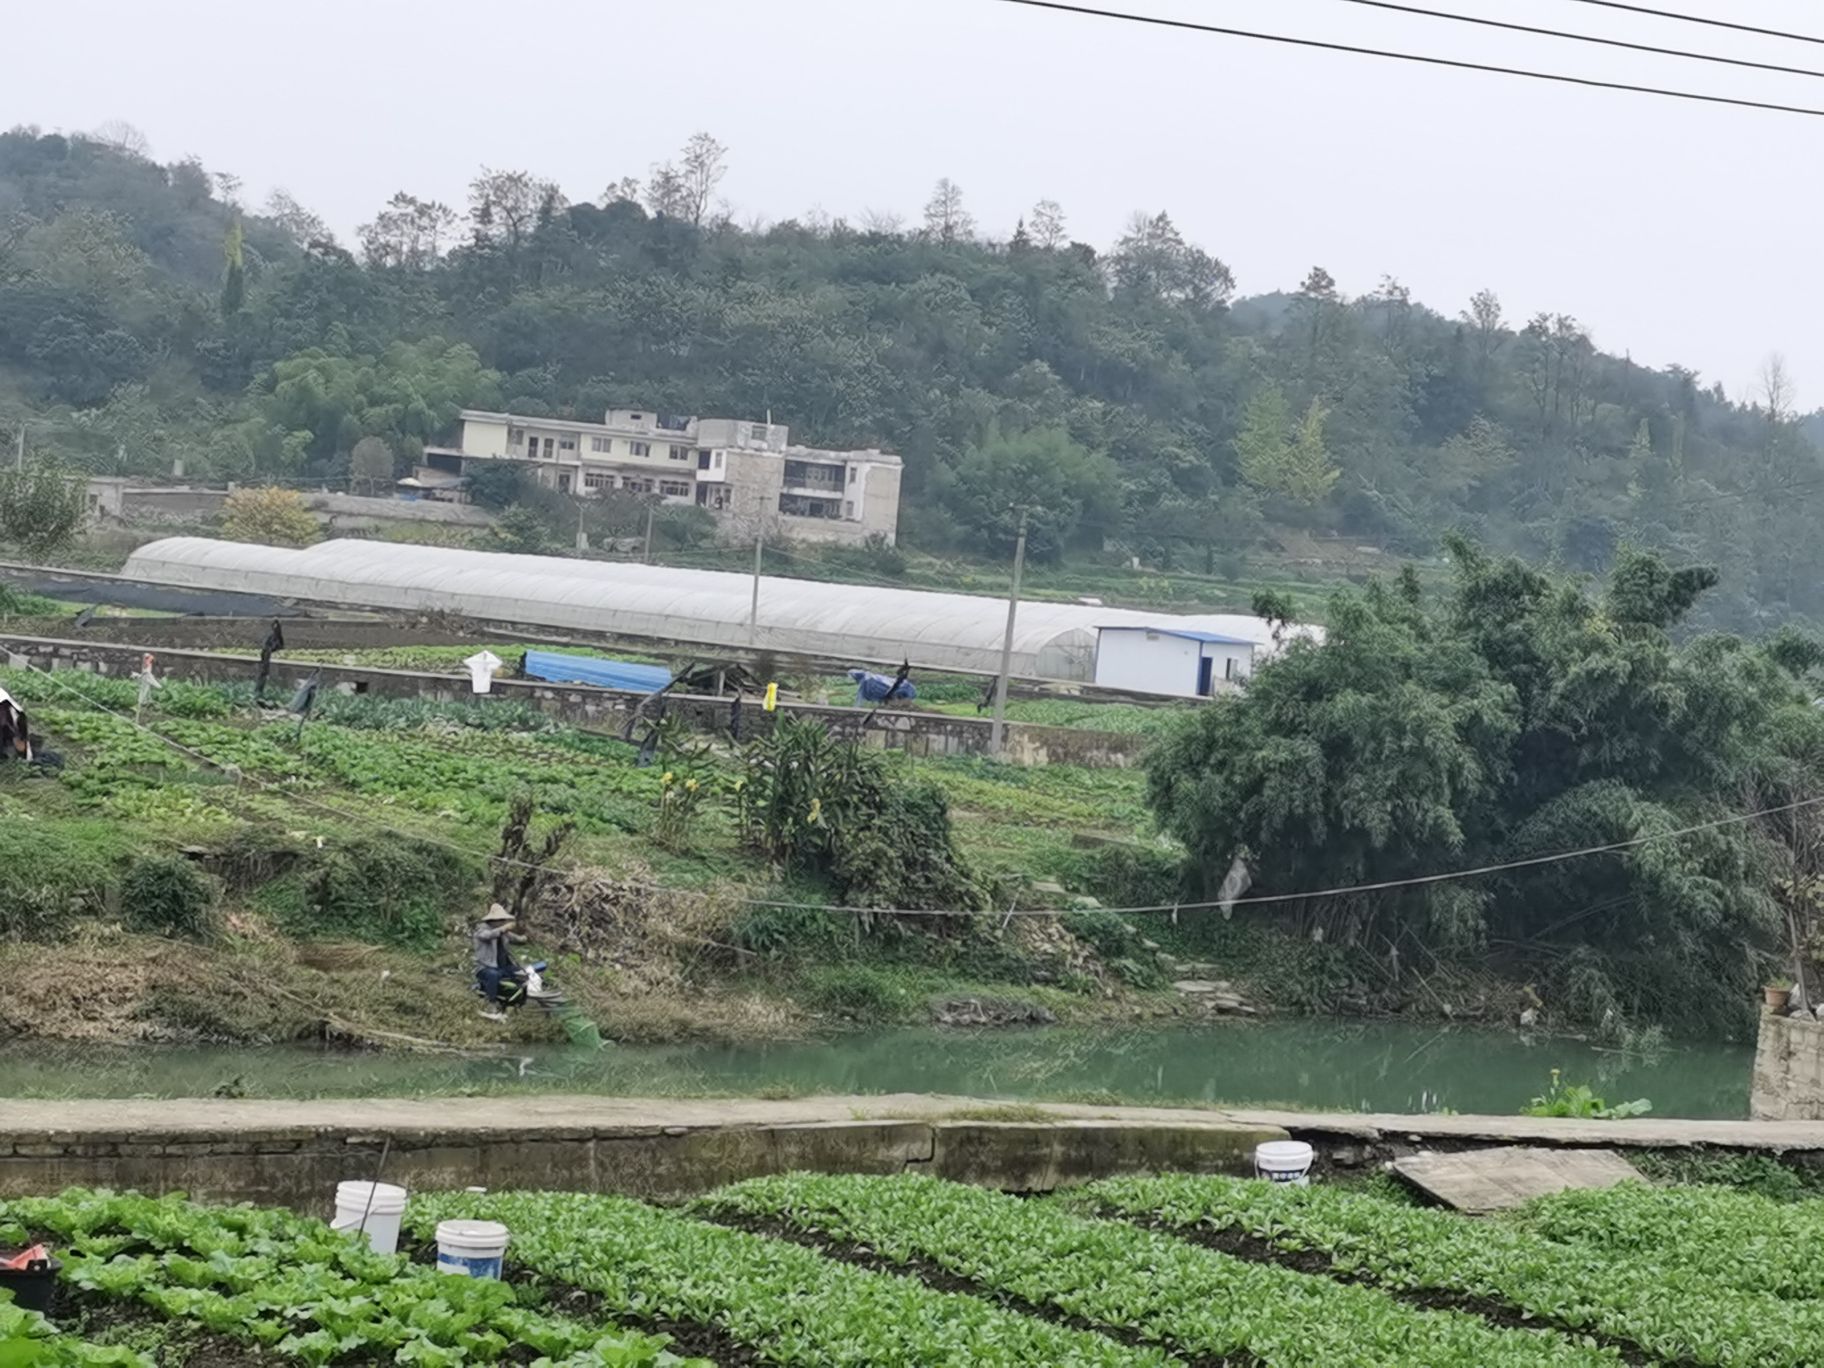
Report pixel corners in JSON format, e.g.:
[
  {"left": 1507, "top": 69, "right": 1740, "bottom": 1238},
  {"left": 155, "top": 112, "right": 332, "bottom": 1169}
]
[{"left": 423, "top": 408, "right": 903, "bottom": 546}]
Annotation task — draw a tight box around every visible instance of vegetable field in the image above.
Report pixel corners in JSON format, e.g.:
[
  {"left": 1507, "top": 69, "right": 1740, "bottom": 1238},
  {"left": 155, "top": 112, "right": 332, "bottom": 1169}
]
[{"left": 6, "top": 1172, "right": 1821, "bottom": 1365}]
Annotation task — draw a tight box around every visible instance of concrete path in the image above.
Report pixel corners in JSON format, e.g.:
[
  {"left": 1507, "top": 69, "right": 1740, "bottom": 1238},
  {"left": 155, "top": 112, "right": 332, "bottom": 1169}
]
[{"left": 6, "top": 1094, "right": 1823, "bottom": 1150}]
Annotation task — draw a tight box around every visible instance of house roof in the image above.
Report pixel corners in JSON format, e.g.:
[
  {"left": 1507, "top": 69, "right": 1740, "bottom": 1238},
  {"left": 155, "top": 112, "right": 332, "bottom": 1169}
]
[{"left": 1097, "top": 625, "right": 1257, "bottom": 647}]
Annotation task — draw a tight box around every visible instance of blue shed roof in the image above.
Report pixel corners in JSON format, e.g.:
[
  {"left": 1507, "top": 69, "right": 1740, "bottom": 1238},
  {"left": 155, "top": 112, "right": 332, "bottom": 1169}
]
[{"left": 1097, "top": 625, "right": 1256, "bottom": 647}]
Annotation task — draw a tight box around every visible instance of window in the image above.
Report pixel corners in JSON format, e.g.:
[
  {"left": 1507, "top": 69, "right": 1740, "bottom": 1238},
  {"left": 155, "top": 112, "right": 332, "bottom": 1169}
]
[
  {"left": 714, "top": 452, "right": 724, "bottom": 469},
  {"left": 629, "top": 441, "right": 651, "bottom": 457},
  {"left": 542, "top": 437, "right": 555, "bottom": 458},
  {"left": 558, "top": 436, "right": 577, "bottom": 451},
  {"left": 660, "top": 480, "right": 691, "bottom": 497},
  {"left": 583, "top": 471, "right": 613, "bottom": 491},
  {"left": 848, "top": 466, "right": 858, "bottom": 484},
  {"left": 1224, "top": 656, "right": 1238, "bottom": 682},
  {"left": 669, "top": 444, "right": 690, "bottom": 461},
  {"left": 749, "top": 423, "right": 769, "bottom": 444},
  {"left": 590, "top": 436, "right": 612, "bottom": 453},
  {"left": 508, "top": 428, "right": 525, "bottom": 446},
  {"left": 845, "top": 501, "right": 855, "bottom": 518}
]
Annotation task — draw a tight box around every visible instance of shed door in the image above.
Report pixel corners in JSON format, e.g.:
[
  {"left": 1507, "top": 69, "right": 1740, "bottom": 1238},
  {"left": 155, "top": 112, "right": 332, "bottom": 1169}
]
[{"left": 1197, "top": 656, "right": 1214, "bottom": 697}]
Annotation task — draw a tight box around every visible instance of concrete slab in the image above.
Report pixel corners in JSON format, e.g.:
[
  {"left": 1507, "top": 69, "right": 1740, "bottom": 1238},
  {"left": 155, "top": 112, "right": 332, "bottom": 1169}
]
[
  {"left": 1225, "top": 1108, "right": 1824, "bottom": 1151},
  {"left": 1392, "top": 1146, "right": 1644, "bottom": 1213}
]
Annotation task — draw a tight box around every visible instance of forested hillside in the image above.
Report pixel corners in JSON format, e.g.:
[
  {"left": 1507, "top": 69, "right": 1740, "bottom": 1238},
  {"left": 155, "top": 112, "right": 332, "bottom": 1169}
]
[{"left": 2, "top": 125, "right": 1820, "bottom": 629}]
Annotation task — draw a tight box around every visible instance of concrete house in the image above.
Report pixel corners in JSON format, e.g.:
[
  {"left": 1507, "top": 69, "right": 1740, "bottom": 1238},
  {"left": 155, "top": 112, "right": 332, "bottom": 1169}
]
[{"left": 425, "top": 408, "right": 903, "bottom": 546}]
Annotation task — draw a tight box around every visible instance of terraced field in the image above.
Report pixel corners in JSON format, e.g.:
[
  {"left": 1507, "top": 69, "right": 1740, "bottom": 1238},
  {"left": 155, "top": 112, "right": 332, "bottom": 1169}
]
[{"left": 6, "top": 1171, "right": 1818, "bottom": 1365}]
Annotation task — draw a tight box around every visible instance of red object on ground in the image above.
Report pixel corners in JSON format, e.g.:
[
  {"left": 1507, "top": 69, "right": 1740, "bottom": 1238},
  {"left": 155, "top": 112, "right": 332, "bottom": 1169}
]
[{"left": 0, "top": 1243, "right": 48, "bottom": 1270}]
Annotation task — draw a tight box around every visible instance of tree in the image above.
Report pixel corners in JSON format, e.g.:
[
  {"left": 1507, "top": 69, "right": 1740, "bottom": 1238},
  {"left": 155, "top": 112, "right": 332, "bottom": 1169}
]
[
  {"left": 922, "top": 178, "right": 974, "bottom": 244},
  {"left": 949, "top": 426, "right": 1119, "bottom": 559},
  {"left": 350, "top": 436, "right": 394, "bottom": 495},
  {"left": 678, "top": 132, "right": 728, "bottom": 228},
  {"left": 220, "top": 486, "right": 318, "bottom": 547},
  {"left": 358, "top": 192, "right": 456, "bottom": 267},
  {"left": 250, "top": 339, "right": 501, "bottom": 465},
  {"left": 602, "top": 176, "right": 642, "bottom": 206},
  {"left": 1148, "top": 540, "right": 1811, "bottom": 1035},
  {"left": 468, "top": 168, "right": 560, "bottom": 250},
  {"left": 0, "top": 463, "right": 87, "bottom": 560},
  {"left": 1108, "top": 211, "right": 1233, "bottom": 309},
  {"left": 266, "top": 189, "right": 329, "bottom": 246},
  {"left": 465, "top": 461, "right": 530, "bottom": 511},
  {"left": 644, "top": 164, "right": 690, "bottom": 220},
  {"left": 1462, "top": 287, "right": 1504, "bottom": 375},
  {"left": 1030, "top": 198, "right": 1066, "bottom": 249},
  {"left": 89, "top": 120, "right": 151, "bottom": 158},
  {"left": 220, "top": 216, "right": 245, "bottom": 318},
  {"left": 1286, "top": 398, "right": 1339, "bottom": 505}
]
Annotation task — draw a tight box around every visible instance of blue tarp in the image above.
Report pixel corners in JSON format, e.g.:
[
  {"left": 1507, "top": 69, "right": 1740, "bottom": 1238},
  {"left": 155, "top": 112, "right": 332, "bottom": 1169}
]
[
  {"left": 849, "top": 668, "right": 917, "bottom": 703},
  {"left": 523, "top": 650, "right": 673, "bottom": 694}
]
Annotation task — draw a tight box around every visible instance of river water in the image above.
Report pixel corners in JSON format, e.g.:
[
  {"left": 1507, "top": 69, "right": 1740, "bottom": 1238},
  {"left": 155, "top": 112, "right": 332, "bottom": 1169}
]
[{"left": 0, "top": 1021, "right": 1756, "bottom": 1118}]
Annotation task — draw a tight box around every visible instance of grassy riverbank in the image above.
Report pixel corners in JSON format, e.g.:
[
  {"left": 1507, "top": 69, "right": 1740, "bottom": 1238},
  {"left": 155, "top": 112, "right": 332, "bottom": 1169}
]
[{"left": 1, "top": 664, "right": 1207, "bottom": 1050}]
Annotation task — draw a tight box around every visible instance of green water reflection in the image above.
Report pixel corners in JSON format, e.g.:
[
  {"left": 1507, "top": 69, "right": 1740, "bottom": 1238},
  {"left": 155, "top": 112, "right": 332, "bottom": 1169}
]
[{"left": 0, "top": 1020, "right": 1754, "bottom": 1118}]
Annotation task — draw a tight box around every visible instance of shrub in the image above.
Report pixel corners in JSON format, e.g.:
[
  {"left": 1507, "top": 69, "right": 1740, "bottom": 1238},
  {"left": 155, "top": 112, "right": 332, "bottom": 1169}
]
[
  {"left": 220, "top": 486, "right": 318, "bottom": 548},
  {"left": 120, "top": 854, "right": 217, "bottom": 939},
  {"left": 800, "top": 965, "right": 924, "bottom": 1020},
  {"left": 266, "top": 834, "right": 476, "bottom": 949},
  {"left": 729, "top": 903, "right": 851, "bottom": 959},
  {"left": 1061, "top": 909, "right": 1165, "bottom": 988}
]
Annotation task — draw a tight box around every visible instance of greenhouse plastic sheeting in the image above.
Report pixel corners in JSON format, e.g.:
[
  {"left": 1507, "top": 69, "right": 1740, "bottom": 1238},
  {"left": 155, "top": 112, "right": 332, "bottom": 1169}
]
[
  {"left": 119, "top": 538, "right": 1311, "bottom": 684},
  {"left": 522, "top": 651, "right": 672, "bottom": 694}
]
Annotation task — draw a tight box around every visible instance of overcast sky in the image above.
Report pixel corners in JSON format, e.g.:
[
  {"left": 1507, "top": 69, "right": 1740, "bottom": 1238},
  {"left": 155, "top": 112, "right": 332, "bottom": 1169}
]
[{"left": 8, "top": 0, "right": 1823, "bottom": 402}]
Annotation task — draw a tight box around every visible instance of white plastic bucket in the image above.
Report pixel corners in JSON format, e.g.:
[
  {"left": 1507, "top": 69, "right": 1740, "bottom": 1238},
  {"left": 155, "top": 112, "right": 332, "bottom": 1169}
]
[
  {"left": 436, "top": 1219, "right": 510, "bottom": 1279},
  {"left": 1254, "top": 1140, "right": 1315, "bottom": 1186},
  {"left": 330, "top": 1180, "right": 408, "bottom": 1254}
]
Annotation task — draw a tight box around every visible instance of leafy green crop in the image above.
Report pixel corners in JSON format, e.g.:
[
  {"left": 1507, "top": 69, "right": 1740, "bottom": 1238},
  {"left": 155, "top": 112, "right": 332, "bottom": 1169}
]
[
  {"left": 1084, "top": 1173, "right": 1824, "bottom": 1366},
  {"left": 1, "top": 1189, "right": 697, "bottom": 1366},
  {"left": 410, "top": 1189, "right": 1161, "bottom": 1366},
  {"left": 700, "top": 1172, "right": 1614, "bottom": 1368},
  {"left": 1511, "top": 1181, "right": 1824, "bottom": 1301},
  {"left": 0, "top": 1296, "right": 151, "bottom": 1366}
]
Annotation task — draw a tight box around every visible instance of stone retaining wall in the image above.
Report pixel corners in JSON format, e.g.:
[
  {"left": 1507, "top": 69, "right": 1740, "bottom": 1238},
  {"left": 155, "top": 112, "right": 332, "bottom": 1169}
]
[
  {"left": 0, "top": 1117, "right": 1280, "bottom": 1210},
  {"left": 1752, "top": 1008, "right": 1824, "bottom": 1120},
  {"left": 0, "top": 634, "right": 1148, "bottom": 768}
]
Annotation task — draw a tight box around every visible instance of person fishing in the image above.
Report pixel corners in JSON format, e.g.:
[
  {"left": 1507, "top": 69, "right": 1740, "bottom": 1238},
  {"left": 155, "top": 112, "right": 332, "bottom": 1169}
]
[{"left": 472, "top": 903, "right": 527, "bottom": 1018}]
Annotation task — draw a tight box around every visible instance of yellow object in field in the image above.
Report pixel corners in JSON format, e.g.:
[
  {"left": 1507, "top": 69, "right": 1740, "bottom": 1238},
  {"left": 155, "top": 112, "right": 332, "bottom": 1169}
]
[{"left": 763, "top": 682, "right": 779, "bottom": 712}]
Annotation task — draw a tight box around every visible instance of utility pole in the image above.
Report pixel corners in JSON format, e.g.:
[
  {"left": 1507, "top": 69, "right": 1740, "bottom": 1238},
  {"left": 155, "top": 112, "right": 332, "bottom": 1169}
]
[
  {"left": 642, "top": 504, "right": 656, "bottom": 565},
  {"left": 14, "top": 425, "right": 23, "bottom": 472},
  {"left": 748, "top": 533, "right": 764, "bottom": 646},
  {"left": 989, "top": 510, "right": 1029, "bottom": 758}
]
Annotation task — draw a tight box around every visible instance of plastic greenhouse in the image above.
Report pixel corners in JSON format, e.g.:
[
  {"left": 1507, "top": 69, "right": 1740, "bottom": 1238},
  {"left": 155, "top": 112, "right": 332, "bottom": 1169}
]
[{"left": 121, "top": 537, "right": 1299, "bottom": 684}]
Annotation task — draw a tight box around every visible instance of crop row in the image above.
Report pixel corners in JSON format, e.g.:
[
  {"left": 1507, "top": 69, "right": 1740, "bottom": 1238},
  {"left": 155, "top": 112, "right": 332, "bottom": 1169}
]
[
  {"left": 698, "top": 1171, "right": 1616, "bottom": 1368},
  {"left": 0, "top": 1297, "right": 151, "bottom": 1367},
  {"left": 1084, "top": 1173, "right": 1822, "bottom": 1366},
  {"left": 1511, "top": 1180, "right": 1824, "bottom": 1302},
  {"left": 1, "top": 1189, "right": 695, "bottom": 1366},
  {"left": 408, "top": 1188, "right": 1166, "bottom": 1367}
]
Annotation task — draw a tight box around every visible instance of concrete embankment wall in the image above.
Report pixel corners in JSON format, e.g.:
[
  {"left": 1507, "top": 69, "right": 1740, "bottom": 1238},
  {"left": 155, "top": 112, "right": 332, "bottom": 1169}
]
[
  {"left": 0, "top": 1107, "right": 1282, "bottom": 1210},
  {"left": 1753, "top": 1009, "right": 1824, "bottom": 1120},
  {"left": 0, "top": 633, "right": 1148, "bottom": 768}
]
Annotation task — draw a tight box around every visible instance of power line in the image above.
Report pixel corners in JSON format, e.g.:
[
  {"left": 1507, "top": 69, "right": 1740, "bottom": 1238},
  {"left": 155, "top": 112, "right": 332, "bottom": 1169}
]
[
  {"left": 993, "top": 0, "right": 1824, "bottom": 117},
  {"left": 1333, "top": 0, "right": 1824, "bottom": 81},
  {"left": 1560, "top": 0, "right": 1824, "bottom": 48}
]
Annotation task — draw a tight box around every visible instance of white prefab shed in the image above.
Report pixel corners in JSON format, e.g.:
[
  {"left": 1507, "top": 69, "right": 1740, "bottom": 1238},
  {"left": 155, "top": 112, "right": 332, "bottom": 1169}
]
[{"left": 1093, "top": 626, "right": 1255, "bottom": 698}]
